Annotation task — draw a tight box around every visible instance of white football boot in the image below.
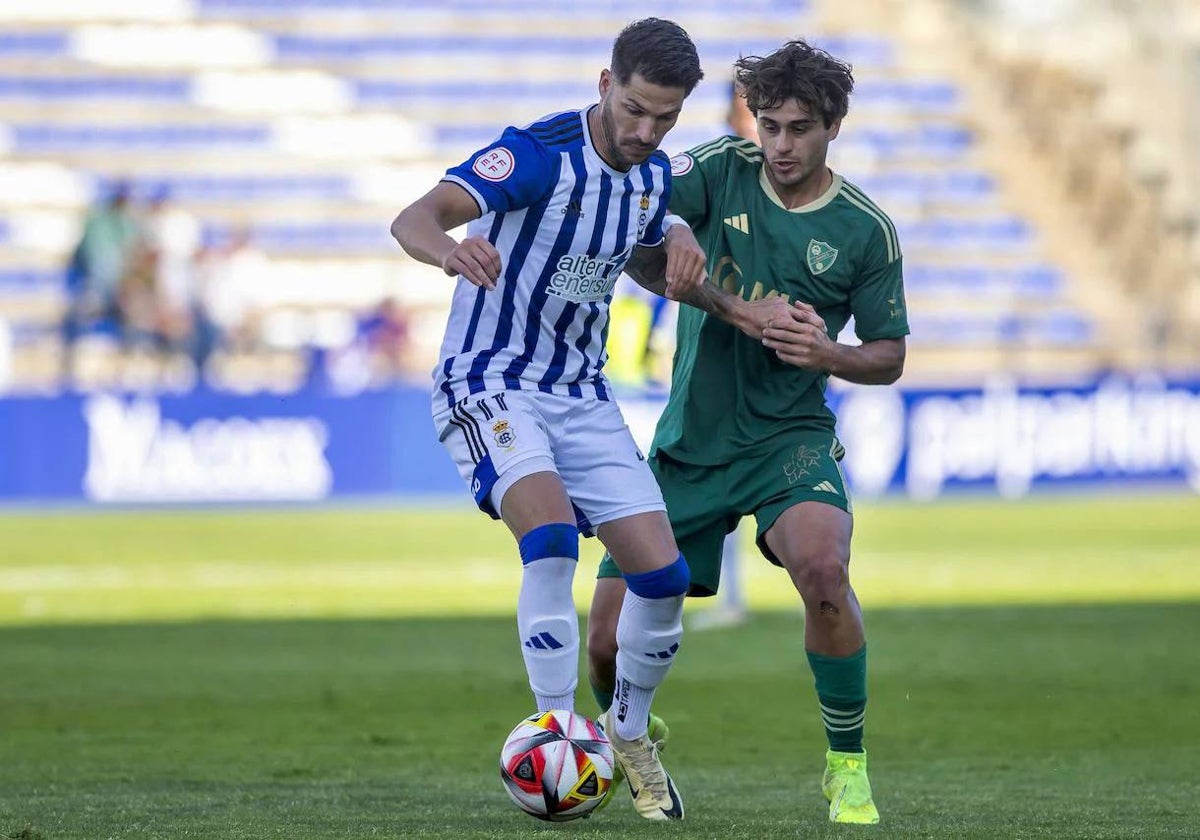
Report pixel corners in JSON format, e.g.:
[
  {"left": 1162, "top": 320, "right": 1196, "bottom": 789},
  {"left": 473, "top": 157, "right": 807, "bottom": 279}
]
[{"left": 597, "top": 710, "right": 684, "bottom": 821}]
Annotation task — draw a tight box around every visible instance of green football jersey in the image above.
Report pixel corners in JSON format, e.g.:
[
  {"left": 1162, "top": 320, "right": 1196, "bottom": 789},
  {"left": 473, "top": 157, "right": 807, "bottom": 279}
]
[{"left": 652, "top": 135, "right": 910, "bottom": 466}]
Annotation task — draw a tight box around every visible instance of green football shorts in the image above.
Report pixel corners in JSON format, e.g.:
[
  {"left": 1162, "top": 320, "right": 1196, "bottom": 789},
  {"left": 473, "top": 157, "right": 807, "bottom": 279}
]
[{"left": 596, "top": 431, "right": 852, "bottom": 597}]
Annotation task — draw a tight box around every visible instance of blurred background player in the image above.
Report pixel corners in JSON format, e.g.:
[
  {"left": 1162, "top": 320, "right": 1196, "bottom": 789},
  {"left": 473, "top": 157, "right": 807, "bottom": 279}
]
[
  {"left": 390, "top": 18, "right": 706, "bottom": 822},
  {"left": 589, "top": 39, "right": 908, "bottom": 826}
]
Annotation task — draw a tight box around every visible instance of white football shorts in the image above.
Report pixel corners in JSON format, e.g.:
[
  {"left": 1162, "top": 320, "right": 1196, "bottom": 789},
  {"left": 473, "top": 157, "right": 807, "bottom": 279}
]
[{"left": 433, "top": 390, "right": 666, "bottom": 536}]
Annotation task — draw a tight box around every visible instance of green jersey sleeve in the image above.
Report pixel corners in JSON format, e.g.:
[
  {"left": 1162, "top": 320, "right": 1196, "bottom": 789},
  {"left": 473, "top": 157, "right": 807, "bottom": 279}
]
[
  {"left": 851, "top": 224, "right": 909, "bottom": 342},
  {"left": 665, "top": 148, "right": 712, "bottom": 227}
]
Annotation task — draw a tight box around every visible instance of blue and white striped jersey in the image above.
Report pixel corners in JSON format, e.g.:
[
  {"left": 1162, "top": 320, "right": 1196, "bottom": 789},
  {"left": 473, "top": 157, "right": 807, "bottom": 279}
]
[{"left": 433, "top": 107, "right": 672, "bottom": 409}]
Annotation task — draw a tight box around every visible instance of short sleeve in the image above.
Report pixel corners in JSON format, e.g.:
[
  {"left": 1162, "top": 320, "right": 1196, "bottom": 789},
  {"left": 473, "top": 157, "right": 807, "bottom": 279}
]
[
  {"left": 665, "top": 145, "right": 712, "bottom": 227},
  {"left": 442, "top": 127, "right": 556, "bottom": 216},
  {"left": 851, "top": 225, "right": 909, "bottom": 342}
]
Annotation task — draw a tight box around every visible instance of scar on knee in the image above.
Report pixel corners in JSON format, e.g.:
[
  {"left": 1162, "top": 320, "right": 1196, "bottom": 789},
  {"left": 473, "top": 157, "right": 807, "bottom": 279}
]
[{"left": 819, "top": 601, "right": 840, "bottom": 616}]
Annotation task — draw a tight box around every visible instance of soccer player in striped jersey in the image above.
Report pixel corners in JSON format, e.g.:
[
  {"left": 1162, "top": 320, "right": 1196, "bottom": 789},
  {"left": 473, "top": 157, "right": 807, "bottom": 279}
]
[
  {"left": 588, "top": 40, "right": 910, "bottom": 825},
  {"left": 391, "top": 18, "right": 714, "bottom": 822}
]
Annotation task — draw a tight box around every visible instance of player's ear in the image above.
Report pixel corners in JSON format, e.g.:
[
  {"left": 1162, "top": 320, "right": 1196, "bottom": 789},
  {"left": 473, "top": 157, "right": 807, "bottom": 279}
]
[
  {"left": 827, "top": 118, "right": 842, "bottom": 142},
  {"left": 598, "top": 68, "right": 613, "bottom": 98}
]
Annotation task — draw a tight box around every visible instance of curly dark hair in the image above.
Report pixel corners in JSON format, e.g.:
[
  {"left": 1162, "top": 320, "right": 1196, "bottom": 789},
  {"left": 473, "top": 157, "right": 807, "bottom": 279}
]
[
  {"left": 734, "top": 39, "right": 854, "bottom": 127},
  {"left": 611, "top": 17, "right": 704, "bottom": 95}
]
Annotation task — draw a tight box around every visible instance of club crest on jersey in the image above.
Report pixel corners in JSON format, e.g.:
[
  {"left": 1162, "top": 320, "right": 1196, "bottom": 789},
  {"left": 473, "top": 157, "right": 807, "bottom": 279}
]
[
  {"left": 472, "top": 147, "right": 515, "bottom": 182},
  {"left": 806, "top": 239, "right": 839, "bottom": 275},
  {"left": 669, "top": 153, "right": 693, "bottom": 176},
  {"left": 492, "top": 419, "right": 516, "bottom": 449}
]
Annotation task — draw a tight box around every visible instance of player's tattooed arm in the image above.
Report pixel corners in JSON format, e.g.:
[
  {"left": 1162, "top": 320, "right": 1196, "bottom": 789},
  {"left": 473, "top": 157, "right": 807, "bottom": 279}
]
[{"left": 625, "top": 244, "right": 792, "bottom": 338}]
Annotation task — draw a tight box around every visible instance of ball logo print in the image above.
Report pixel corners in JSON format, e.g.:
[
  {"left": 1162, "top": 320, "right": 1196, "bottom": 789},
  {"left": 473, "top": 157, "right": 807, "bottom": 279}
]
[
  {"left": 472, "top": 148, "right": 515, "bottom": 182},
  {"left": 500, "top": 710, "right": 614, "bottom": 821}
]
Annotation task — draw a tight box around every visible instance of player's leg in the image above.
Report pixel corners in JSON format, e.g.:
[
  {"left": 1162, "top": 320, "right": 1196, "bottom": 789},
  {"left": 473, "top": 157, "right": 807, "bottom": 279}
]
[
  {"left": 559, "top": 408, "right": 699, "bottom": 820},
  {"left": 592, "top": 510, "right": 687, "bottom": 820},
  {"left": 500, "top": 471, "right": 583, "bottom": 713},
  {"left": 435, "top": 393, "right": 580, "bottom": 713},
  {"left": 753, "top": 437, "right": 877, "bottom": 824}
]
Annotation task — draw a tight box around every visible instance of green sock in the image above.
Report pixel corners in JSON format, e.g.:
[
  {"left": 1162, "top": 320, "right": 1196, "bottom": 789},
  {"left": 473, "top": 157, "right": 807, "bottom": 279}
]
[
  {"left": 589, "top": 680, "right": 613, "bottom": 714},
  {"left": 806, "top": 645, "right": 867, "bottom": 754}
]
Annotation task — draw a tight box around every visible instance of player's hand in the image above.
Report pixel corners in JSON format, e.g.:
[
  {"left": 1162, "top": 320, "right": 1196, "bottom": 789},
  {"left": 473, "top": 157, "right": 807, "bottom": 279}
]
[
  {"left": 442, "top": 235, "right": 502, "bottom": 290},
  {"left": 663, "top": 225, "right": 707, "bottom": 301},
  {"left": 762, "top": 301, "right": 834, "bottom": 370},
  {"left": 737, "top": 296, "right": 796, "bottom": 341}
]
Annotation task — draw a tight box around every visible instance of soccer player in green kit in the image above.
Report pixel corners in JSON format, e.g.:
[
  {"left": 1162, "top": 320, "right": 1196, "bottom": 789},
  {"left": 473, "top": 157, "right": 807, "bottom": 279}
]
[{"left": 588, "top": 39, "right": 908, "bottom": 825}]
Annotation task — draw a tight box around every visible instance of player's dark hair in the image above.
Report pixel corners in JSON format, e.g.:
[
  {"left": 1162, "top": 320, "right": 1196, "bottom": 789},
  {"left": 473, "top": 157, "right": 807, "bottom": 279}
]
[
  {"left": 610, "top": 18, "right": 704, "bottom": 95},
  {"left": 735, "top": 39, "right": 854, "bottom": 127}
]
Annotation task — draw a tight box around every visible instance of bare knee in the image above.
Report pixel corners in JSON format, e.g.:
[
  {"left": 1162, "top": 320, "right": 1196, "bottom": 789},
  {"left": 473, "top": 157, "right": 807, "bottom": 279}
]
[{"left": 788, "top": 552, "right": 850, "bottom": 604}]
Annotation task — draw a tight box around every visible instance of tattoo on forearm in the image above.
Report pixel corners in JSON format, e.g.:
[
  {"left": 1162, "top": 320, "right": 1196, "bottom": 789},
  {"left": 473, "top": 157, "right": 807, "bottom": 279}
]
[{"left": 819, "top": 601, "right": 840, "bottom": 616}]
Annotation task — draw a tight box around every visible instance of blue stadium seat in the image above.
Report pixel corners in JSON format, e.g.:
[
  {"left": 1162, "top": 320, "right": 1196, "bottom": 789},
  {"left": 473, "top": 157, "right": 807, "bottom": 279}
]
[
  {"left": 203, "top": 221, "right": 392, "bottom": 254},
  {"left": 850, "top": 170, "right": 996, "bottom": 203},
  {"left": 12, "top": 124, "right": 272, "bottom": 152},
  {"left": 0, "top": 76, "right": 190, "bottom": 102},
  {"left": 273, "top": 32, "right": 889, "bottom": 66},
  {"left": 847, "top": 125, "right": 974, "bottom": 158},
  {"left": 0, "top": 269, "right": 62, "bottom": 293},
  {"left": 854, "top": 80, "right": 960, "bottom": 112},
  {"left": 201, "top": 0, "right": 810, "bottom": 15},
  {"left": 904, "top": 263, "right": 1064, "bottom": 299},
  {"left": 897, "top": 216, "right": 1033, "bottom": 249},
  {"left": 96, "top": 175, "right": 354, "bottom": 203},
  {"left": 0, "top": 32, "right": 69, "bottom": 58}
]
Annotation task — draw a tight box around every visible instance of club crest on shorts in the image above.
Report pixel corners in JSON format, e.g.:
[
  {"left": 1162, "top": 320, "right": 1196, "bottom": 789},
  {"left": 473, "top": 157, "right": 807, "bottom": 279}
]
[
  {"left": 806, "top": 239, "right": 839, "bottom": 275},
  {"left": 492, "top": 419, "right": 516, "bottom": 449}
]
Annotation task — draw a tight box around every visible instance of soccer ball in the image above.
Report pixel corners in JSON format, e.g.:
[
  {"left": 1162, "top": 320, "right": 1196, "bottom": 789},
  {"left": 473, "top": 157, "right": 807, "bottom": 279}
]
[{"left": 499, "top": 709, "right": 614, "bottom": 821}]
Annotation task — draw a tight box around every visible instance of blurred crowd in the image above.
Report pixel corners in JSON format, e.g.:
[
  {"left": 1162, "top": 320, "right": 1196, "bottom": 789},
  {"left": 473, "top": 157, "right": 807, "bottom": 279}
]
[{"left": 60, "top": 183, "right": 414, "bottom": 391}]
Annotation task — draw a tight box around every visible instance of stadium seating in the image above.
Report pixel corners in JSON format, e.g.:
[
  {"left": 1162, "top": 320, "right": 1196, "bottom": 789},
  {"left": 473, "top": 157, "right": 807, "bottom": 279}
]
[{"left": 0, "top": 0, "right": 1192, "bottom": 392}]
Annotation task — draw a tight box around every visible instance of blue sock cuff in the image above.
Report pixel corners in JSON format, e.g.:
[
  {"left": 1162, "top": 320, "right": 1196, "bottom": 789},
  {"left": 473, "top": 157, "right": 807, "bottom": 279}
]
[
  {"left": 518, "top": 523, "right": 579, "bottom": 565},
  {"left": 624, "top": 554, "right": 690, "bottom": 598}
]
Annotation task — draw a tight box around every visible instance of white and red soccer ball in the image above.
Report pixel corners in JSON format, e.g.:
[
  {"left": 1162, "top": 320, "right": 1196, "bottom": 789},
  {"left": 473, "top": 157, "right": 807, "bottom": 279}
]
[{"left": 499, "top": 709, "right": 614, "bottom": 821}]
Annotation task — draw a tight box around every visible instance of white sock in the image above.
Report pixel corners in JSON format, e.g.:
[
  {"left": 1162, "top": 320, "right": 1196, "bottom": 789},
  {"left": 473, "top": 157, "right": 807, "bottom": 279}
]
[
  {"left": 720, "top": 530, "right": 743, "bottom": 610},
  {"left": 517, "top": 555, "right": 578, "bottom": 712},
  {"left": 613, "top": 589, "right": 684, "bottom": 740}
]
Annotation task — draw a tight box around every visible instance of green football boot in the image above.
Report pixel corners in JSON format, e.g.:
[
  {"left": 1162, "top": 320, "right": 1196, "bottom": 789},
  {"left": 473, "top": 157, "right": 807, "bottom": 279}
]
[{"left": 821, "top": 750, "right": 880, "bottom": 824}]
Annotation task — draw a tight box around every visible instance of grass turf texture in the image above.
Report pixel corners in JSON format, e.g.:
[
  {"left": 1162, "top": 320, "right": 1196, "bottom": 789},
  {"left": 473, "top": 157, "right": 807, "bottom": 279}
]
[{"left": 2, "top": 496, "right": 1199, "bottom": 838}]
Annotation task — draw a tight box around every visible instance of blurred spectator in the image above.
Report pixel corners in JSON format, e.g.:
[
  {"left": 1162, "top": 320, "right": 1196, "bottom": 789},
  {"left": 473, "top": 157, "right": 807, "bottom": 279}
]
[
  {"left": 62, "top": 182, "right": 141, "bottom": 374},
  {"left": 195, "top": 227, "right": 268, "bottom": 363},
  {"left": 325, "top": 296, "right": 414, "bottom": 392},
  {"left": 358, "top": 296, "right": 412, "bottom": 379},
  {"left": 143, "top": 184, "right": 203, "bottom": 362}
]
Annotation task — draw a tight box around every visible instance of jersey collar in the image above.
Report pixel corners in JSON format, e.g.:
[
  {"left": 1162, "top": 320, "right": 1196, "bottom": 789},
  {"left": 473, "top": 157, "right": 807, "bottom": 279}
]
[{"left": 759, "top": 167, "right": 843, "bottom": 213}]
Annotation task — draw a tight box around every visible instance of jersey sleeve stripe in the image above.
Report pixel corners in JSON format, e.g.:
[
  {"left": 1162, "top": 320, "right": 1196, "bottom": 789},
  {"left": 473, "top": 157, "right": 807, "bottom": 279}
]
[
  {"left": 441, "top": 173, "right": 488, "bottom": 217},
  {"left": 692, "top": 136, "right": 762, "bottom": 164},
  {"left": 841, "top": 182, "right": 901, "bottom": 262}
]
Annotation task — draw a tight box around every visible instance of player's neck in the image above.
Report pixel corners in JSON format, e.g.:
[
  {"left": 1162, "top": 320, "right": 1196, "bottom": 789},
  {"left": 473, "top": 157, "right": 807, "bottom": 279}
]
[
  {"left": 586, "top": 105, "right": 627, "bottom": 172},
  {"left": 765, "top": 165, "right": 833, "bottom": 210}
]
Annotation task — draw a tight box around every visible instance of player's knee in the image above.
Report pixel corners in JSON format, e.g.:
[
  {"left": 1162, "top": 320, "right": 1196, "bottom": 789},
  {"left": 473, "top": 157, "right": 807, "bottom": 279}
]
[
  {"left": 624, "top": 554, "right": 690, "bottom": 599},
  {"left": 518, "top": 522, "right": 579, "bottom": 565},
  {"left": 790, "top": 552, "right": 849, "bottom": 601}
]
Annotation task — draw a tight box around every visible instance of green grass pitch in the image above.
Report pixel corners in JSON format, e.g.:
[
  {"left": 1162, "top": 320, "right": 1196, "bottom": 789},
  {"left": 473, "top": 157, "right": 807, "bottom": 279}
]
[{"left": 2, "top": 495, "right": 1199, "bottom": 838}]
